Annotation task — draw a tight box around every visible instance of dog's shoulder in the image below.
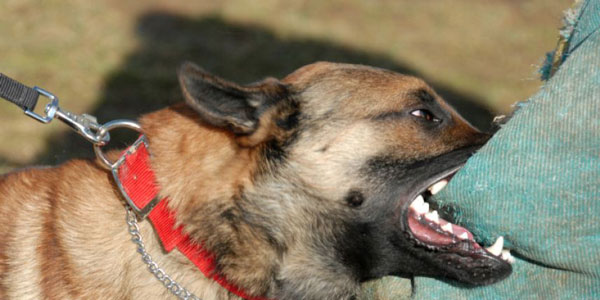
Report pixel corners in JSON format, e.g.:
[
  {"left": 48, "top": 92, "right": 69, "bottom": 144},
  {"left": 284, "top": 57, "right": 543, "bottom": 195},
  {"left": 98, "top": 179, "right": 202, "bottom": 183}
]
[{"left": 0, "top": 159, "right": 115, "bottom": 216}]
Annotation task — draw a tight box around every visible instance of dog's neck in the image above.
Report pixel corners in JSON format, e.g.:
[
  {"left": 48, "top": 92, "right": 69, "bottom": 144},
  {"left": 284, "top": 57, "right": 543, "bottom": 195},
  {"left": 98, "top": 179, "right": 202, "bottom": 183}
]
[
  {"left": 138, "top": 103, "right": 280, "bottom": 297},
  {"left": 140, "top": 103, "right": 258, "bottom": 216}
]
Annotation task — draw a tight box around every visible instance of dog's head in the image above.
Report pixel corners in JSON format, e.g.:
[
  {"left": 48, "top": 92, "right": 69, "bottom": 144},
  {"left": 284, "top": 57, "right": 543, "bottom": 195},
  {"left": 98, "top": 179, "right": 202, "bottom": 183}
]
[{"left": 173, "top": 61, "right": 511, "bottom": 298}]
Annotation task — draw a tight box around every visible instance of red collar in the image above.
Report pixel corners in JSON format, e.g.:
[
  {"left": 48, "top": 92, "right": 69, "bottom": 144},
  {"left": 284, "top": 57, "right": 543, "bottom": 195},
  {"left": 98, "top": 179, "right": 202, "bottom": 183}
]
[{"left": 112, "top": 135, "right": 269, "bottom": 300}]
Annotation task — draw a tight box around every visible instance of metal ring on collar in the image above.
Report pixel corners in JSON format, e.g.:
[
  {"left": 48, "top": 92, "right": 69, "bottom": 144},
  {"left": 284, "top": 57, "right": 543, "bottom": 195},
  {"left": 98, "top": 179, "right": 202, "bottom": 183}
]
[{"left": 93, "top": 119, "right": 143, "bottom": 170}]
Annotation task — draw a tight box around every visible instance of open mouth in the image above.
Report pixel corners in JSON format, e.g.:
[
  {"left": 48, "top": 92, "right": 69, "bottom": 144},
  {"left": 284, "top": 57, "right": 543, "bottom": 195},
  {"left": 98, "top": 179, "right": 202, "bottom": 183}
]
[{"left": 406, "top": 171, "right": 514, "bottom": 265}]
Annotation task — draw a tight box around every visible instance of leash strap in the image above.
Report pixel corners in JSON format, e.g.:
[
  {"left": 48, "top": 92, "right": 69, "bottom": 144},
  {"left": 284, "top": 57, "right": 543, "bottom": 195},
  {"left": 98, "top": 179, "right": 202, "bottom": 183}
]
[{"left": 0, "top": 73, "right": 39, "bottom": 112}]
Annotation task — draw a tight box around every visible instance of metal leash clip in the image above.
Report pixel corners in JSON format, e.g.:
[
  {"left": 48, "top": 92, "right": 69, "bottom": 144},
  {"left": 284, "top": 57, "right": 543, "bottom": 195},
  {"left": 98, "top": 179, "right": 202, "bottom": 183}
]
[
  {"left": 24, "top": 87, "right": 58, "bottom": 123},
  {"left": 0, "top": 73, "right": 144, "bottom": 170},
  {"left": 30, "top": 88, "right": 146, "bottom": 171},
  {"left": 31, "top": 88, "right": 146, "bottom": 171},
  {"left": 26, "top": 87, "right": 111, "bottom": 145}
]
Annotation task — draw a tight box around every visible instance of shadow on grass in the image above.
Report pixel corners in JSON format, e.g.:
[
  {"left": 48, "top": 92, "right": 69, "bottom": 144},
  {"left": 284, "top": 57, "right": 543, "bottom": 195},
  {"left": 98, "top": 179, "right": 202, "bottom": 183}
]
[{"left": 33, "top": 12, "right": 495, "bottom": 166}]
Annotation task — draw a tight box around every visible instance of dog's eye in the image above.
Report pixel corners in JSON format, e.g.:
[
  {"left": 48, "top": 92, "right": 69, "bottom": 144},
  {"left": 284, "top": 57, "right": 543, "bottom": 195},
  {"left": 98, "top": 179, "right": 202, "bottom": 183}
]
[{"left": 410, "top": 109, "right": 440, "bottom": 123}]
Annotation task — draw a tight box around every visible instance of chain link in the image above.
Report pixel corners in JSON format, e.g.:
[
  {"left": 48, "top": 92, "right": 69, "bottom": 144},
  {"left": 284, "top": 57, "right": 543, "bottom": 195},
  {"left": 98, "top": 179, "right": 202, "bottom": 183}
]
[{"left": 126, "top": 208, "right": 202, "bottom": 300}]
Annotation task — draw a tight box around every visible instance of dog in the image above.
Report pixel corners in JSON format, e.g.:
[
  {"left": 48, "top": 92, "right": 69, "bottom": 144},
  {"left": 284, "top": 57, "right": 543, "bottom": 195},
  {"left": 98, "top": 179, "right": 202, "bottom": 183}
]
[{"left": 0, "top": 62, "right": 511, "bottom": 299}]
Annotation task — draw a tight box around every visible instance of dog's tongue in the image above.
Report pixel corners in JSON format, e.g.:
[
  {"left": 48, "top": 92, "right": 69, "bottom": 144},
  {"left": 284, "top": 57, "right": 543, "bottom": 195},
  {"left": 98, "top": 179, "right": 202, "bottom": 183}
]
[{"left": 407, "top": 196, "right": 479, "bottom": 248}]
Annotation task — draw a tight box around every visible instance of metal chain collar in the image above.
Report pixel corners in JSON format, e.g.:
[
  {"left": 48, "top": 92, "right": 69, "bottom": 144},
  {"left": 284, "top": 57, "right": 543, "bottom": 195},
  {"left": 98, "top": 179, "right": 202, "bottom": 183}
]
[{"left": 126, "top": 208, "right": 202, "bottom": 300}]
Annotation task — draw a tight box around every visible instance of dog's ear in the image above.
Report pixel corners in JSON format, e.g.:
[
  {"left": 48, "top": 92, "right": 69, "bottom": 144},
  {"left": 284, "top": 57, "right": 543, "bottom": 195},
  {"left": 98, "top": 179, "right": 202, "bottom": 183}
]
[{"left": 178, "top": 61, "right": 289, "bottom": 136}]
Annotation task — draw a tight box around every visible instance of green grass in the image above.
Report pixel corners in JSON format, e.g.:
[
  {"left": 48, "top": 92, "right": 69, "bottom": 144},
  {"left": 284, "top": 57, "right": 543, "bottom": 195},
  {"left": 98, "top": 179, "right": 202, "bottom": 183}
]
[{"left": 0, "top": 0, "right": 571, "bottom": 173}]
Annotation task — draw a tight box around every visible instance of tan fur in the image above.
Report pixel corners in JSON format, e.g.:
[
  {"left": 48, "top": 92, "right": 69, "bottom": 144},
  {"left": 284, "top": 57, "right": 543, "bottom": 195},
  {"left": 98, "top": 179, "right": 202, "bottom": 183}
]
[{"left": 0, "top": 62, "right": 487, "bottom": 299}]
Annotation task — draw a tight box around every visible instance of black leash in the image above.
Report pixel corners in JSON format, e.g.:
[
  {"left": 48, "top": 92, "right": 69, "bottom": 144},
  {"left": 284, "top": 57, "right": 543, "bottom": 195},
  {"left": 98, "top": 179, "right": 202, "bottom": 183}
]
[{"left": 0, "top": 73, "right": 42, "bottom": 116}]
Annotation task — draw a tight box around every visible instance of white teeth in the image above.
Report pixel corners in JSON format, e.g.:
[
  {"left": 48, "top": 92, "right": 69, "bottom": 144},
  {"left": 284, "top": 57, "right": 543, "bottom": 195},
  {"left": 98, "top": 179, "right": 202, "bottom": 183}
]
[
  {"left": 410, "top": 195, "right": 424, "bottom": 209},
  {"left": 428, "top": 180, "right": 448, "bottom": 195},
  {"left": 501, "top": 249, "right": 515, "bottom": 264},
  {"left": 458, "top": 232, "right": 469, "bottom": 240},
  {"left": 441, "top": 223, "right": 453, "bottom": 233},
  {"left": 425, "top": 211, "right": 440, "bottom": 224},
  {"left": 410, "top": 195, "right": 429, "bottom": 215},
  {"left": 486, "top": 236, "right": 504, "bottom": 256}
]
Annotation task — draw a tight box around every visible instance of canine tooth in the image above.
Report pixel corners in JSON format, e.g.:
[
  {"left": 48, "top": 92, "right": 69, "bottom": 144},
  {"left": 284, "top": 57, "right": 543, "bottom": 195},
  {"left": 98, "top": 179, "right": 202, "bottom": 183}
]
[
  {"left": 486, "top": 236, "right": 504, "bottom": 256},
  {"left": 410, "top": 195, "right": 429, "bottom": 215},
  {"left": 458, "top": 232, "right": 469, "bottom": 240},
  {"left": 410, "top": 195, "right": 424, "bottom": 210},
  {"left": 420, "top": 202, "right": 429, "bottom": 215},
  {"left": 425, "top": 211, "right": 439, "bottom": 223},
  {"left": 428, "top": 180, "right": 448, "bottom": 195},
  {"left": 501, "top": 249, "right": 515, "bottom": 264},
  {"left": 441, "top": 223, "right": 453, "bottom": 233}
]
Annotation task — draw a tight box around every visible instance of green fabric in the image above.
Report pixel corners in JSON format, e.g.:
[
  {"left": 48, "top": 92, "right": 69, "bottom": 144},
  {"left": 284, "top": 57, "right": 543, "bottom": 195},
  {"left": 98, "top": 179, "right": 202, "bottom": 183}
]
[
  {"left": 361, "top": 0, "right": 600, "bottom": 298},
  {"left": 567, "top": 0, "right": 600, "bottom": 53}
]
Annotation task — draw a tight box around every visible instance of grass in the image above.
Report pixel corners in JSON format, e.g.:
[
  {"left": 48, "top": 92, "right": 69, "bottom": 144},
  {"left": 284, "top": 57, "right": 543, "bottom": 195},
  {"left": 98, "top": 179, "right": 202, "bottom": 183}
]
[{"left": 0, "top": 0, "right": 571, "bottom": 173}]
